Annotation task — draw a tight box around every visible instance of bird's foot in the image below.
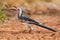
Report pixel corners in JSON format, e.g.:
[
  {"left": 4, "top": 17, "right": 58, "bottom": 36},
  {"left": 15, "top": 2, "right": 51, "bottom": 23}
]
[
  {"left": 22, "top": 30, "right": 27, "bottom": 33},
  {"left": 29, "top": 27, "right": 41, "bottom": 33},
  {"left": 22, "top": 28, "right": 33, "bottom": 33},
  {"left": 29, "top": 29, "right": 31, "bottom": 32},
  {"left": 28, "top": 27, "right": 34, "bottom": 33}
]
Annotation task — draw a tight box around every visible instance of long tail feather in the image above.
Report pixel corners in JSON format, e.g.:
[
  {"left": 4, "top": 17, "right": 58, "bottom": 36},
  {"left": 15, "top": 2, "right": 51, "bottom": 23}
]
[{"left": 32, "top": 23, "right": 57, "bottom": 32}]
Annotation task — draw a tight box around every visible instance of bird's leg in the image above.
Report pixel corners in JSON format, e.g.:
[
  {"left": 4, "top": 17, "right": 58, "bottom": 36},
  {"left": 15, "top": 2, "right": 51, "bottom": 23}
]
[
  {"left": 22, "top": 23, "right": 28, "bottom": 33},
  {"left": 28, "top": 24, "right": 34, "bottom": 33}
]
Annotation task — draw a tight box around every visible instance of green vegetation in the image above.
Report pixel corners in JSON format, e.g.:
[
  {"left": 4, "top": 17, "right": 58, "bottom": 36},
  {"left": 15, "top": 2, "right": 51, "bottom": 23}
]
[
  {"left": 0, "top": 9, "right": 7, "bottom": 21},
  {"left": 0, "top": 9, "right": 3, "bottom": 15}
]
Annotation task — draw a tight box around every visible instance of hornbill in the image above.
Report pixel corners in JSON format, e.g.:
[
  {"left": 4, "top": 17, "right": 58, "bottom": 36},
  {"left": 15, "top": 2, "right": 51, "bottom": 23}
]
[{"left": 9, "top": 6, "right": 57, "bottom": 32}]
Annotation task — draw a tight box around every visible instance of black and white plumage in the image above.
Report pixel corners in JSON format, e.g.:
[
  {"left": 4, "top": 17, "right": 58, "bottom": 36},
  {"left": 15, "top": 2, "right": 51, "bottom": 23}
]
[{"left": 12, "top": 6, "right": 57, "bottom": 32}]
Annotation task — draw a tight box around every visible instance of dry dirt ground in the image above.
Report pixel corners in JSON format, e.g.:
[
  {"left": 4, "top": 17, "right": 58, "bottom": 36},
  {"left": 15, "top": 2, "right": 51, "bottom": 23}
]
[
  {"left": 0, "top": 15, "right": 60, "bottom": 40},
  {"left": 0, "top": 0, "right": 60, "bottom": 40}
]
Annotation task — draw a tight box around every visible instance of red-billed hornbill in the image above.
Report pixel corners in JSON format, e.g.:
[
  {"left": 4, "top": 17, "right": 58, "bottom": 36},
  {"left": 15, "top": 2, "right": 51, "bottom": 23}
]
[{"left": 10, "top": 6, "right": 57, "bottom": 32}]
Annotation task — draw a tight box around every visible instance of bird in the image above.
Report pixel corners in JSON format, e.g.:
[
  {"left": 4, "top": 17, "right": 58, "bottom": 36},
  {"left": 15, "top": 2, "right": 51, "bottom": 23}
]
[{"left": 9, "top": 6, "right": 57, "bottom": 32}]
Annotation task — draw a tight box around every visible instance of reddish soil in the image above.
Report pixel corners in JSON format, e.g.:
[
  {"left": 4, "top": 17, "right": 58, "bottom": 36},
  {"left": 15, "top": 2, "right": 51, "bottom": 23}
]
[{"left": 0, "top": 15, "right": 60, "bottom": 40}]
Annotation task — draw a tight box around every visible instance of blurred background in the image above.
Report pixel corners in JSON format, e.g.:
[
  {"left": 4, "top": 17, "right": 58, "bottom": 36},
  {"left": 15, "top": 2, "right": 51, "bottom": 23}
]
[
  {"left": 0, "top": 0, "right": 60, "bottom": 40},
  {"left": 0, "top": 0, "right": 60, "bottom": 22}
]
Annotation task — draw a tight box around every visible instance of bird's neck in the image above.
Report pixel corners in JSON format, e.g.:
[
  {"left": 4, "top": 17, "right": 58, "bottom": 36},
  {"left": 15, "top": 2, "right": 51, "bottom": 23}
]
[
  {"left": 17, "top": 8, "right": 23, "bottom": 19},
  {"left": 18, "top": 10, "right": 22, "bottom": 17},
  {"left": 18, "top": 8, "right": 22, "bottom": 17}
]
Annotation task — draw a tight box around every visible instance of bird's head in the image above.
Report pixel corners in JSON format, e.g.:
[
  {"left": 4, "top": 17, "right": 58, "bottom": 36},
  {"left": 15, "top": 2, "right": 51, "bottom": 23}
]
[
  {"left": 11, "top": 6, "right": 23, "bottom": 17},
  {"left": 10, "top": 6, "right": 19, "bottom": 11},
  {"left": 11, "top": 6, "right": 23, "bottom": 13}
]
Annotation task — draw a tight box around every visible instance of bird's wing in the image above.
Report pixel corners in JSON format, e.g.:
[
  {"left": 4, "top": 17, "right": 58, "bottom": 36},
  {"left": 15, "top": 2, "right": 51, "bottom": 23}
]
[
  {"left": 22, "top": 16, "right": 57, "bottom": 32},
  {"left": 22, "top": 16, "right": 39, "bottom": 24}
]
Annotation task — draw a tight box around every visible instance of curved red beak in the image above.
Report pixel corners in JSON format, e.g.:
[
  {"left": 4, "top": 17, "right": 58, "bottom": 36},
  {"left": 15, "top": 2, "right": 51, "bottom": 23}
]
[{"left": 10, "top": 6, "right": 18, "bottom": 11}]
